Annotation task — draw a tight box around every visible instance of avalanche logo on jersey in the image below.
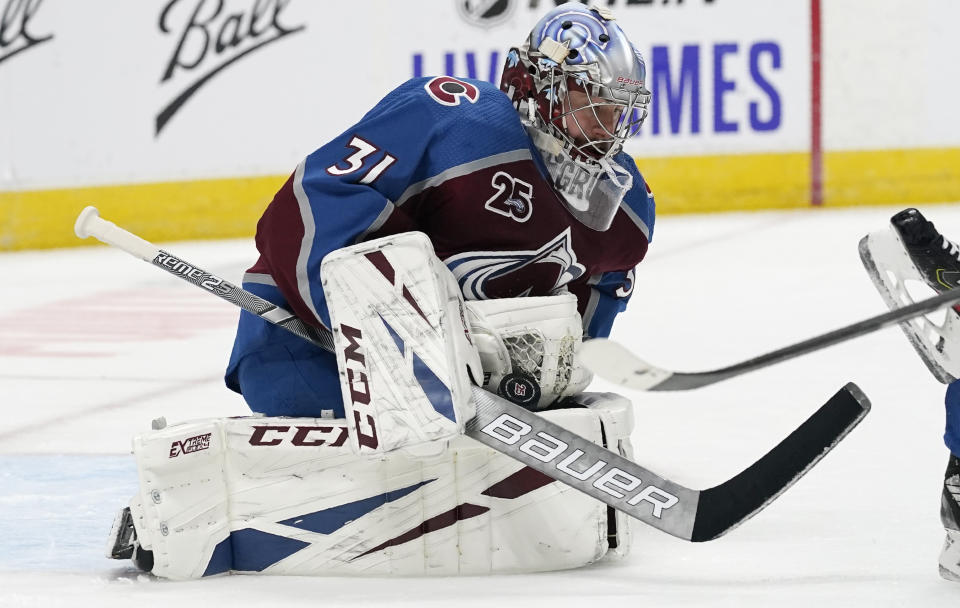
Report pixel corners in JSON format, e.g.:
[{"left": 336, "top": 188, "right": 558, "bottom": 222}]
[
  {"left": 424, "top": 76, "right": 479, "bottom": 106},
  {"left": 444, "top": 228, "right": 586, "bottom": 300}
]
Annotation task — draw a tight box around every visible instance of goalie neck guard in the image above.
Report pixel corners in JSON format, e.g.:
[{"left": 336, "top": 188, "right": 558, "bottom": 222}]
[{"left": 499, "top": 3, "right": 650, "bottom": 231}]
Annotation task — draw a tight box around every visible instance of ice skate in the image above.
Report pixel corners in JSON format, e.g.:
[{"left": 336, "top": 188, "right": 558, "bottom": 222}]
[
  {"left": 888, "top": 208, "right": 960, "bottom": 294},
  {"left": 940, "top": 455, "right": 960, "bottom": 582},
  {"left": 860, "top": 208, "right": 960, "bottom": 382},
  {"left": 106, "top": 507, "right": 153, "bottom": 573}
]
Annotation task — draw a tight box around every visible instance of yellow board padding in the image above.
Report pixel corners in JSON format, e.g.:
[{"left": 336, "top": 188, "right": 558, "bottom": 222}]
[
  {"left": 0, "top": 175, "right": 286, "bottom": 251},
  {"left": 823, "top": 148, "right": 960, "bottom": 208},
  {"left": 635, "top": 151, "right": 811, "bottom": 214},
  {"left": 2, "top": 147, "right": 960, "bottom": 251},
  {"left": 637, "top": 147, "right": 960, "bottom": 215}
]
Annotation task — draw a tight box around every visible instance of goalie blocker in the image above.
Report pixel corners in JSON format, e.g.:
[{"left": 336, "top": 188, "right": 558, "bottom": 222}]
[{"left": 321, "top": 232, "right": 483, "bottom": 454}]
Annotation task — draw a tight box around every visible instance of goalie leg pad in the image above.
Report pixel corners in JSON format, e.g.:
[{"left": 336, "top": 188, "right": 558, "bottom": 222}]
[
  {"left": 129, "top": 419, "right": 232, "bottom": 579},
  {"left": 322, "top": 232, "right": 482, "bottom": 454},
  {"left": 558, "top": 391, "right": 636, "bottom": 559},
  {"left": 121, "top": 394, "right": 635, "bottom": 579}
]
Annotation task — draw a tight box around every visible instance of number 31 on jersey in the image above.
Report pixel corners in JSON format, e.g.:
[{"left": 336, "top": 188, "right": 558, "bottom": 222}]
[{"left": 326, "top": 136, "right": 397, "bottom": 184}]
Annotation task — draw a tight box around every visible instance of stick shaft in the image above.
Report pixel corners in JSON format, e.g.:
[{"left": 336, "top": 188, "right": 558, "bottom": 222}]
[
  {"left": 656, "top": 286, "right": 960, "bottom": 390},
  {"left": 74, "top": 206, "right": 334, "bottom": 351}
]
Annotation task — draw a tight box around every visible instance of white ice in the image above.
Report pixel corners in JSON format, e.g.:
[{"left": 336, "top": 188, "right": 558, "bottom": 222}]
[{"left": 2, "top": 204, "right": 960, "bottom": 607}]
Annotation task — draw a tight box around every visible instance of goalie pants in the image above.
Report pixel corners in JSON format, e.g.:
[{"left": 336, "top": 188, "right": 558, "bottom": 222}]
[{"left": 229, "top": 326, "right": 346, "bottom": 418}]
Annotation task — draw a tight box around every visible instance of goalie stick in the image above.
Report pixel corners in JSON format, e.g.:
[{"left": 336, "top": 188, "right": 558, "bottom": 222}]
[
  {"left": 580, "top": 286, "right": 960, "bottom": 391},
  {"left": 74, "top": 206, "right": 869, "bottom": 542}
]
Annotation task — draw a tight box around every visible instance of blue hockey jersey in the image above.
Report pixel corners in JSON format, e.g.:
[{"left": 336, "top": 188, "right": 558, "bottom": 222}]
[{"left": 226, "top": 76, "right": 655, "bottom": 417}]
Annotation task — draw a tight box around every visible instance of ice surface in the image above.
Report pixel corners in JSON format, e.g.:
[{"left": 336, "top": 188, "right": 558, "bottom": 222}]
[{"left": 2, "top": 205, "right": 960, "bottom": 606}]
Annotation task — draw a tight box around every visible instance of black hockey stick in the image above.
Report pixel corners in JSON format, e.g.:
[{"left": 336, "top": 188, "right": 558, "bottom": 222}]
[
  {"left": 74, "top": 206, "right": 869, "bottom": 542},
  {"left": 580, "top": 286, "right": 960, "bottom": 391}
]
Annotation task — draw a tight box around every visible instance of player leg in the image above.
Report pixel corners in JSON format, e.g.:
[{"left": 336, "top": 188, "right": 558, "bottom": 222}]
[
  {"left": 941, "top": 380, "right": 960, "bottom": 581},
  {"left": 861, "top": 208, "right": 960, "bottom": 582}
]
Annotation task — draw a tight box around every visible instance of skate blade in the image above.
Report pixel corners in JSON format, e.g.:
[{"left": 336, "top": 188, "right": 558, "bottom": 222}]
[
  {"left": 939, "top": 565, "right": 960, "bottom": 582},
  {"left": 939, "top": 524, "right": 960, "bottom": 582},
  {"left": 859, "top": 229, "right": 960, "bottom": 383},
  {"left": 105, "top": 507, "right": 135, "bottom": 560}
]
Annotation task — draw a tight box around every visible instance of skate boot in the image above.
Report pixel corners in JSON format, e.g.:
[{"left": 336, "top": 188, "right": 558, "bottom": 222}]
[
  {"left": 106, "top": 506, "right": 154, "bottom": 572},
  {"left": 889, "top": 208, "right": 960, "bottom": 295},
  {"left": 940, "top": 454, "right": 960, "bottom": 582},
  {"left": 859, "top": 208, "right": 960, "bottom": 383}
]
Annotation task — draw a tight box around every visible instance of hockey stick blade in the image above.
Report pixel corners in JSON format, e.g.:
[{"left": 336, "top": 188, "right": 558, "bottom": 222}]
[
  {"left": 468, "top": 381, "right": 868, "bottom": 542},
  {"left": 689, "top": 381, "right": 868, "bottom": 540},
  {"left": 75, "top": 206, "right": 869, "bottom": 541},
  {"left": 581, "top": 286, "right": 960, "bottom": 391}
]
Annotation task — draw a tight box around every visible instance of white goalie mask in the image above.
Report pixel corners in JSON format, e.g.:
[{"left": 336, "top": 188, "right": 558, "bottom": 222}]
[{"left": 500, "top": 3, "right": 651, "bottom": 230}]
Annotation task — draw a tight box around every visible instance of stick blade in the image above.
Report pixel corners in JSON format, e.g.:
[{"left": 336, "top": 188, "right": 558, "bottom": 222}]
[
  {"left": 690, "top": 382, "right": 871, "bottom": 542},
  {"left": 580, "top": 339, "right": 674, "bottom": 389},
  {"left": 580, "top": 339, "right": 736, "bottom": 391}
]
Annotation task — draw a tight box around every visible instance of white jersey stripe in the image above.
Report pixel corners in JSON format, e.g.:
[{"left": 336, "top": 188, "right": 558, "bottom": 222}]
[
  {"left": 620, "top": 202, "right": 651, "bottom": 241},
  {"left": 582, "top": 273, "right": 603, "bottom": 336},
  {"left": 243, "top": 272, "right": 278, "bottom": 287},
  {"left": 292, "top": 159, "right": 326, "bottom": 327},
  {"left": 394, "top": 149, "right": 532, "bottom": 207}
]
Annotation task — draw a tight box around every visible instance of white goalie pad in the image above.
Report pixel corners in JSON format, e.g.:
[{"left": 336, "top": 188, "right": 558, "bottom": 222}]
[
  {"left": 860, "top": 227, "right": 960, "bottom": 383},
  {"left": 126, "top": 394, "right": 635, "bottom": 579},
  {"left": 466, "top": 293, "right": 593, "bottom": 409},
  {"left": 322, "top": 232, "right": 482, "bottom": 454}
]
